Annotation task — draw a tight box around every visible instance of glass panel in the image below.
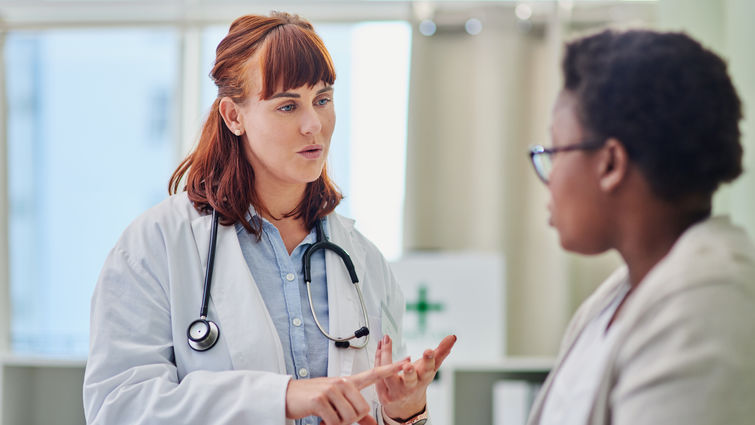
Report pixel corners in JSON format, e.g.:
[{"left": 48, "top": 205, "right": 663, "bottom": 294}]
[
  {"left": 6, "top": 28, "right": 179, "bottom": 355},
  {"left": 200, "top": 21, "right": 411, "bottom": 260}
]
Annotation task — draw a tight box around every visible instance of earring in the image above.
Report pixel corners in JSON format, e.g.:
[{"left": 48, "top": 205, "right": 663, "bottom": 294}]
[{"left": 234, "top": 129, "right": 242, "bottom": 136}]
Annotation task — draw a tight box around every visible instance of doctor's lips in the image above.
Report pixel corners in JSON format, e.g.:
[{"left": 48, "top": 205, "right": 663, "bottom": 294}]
[{"left": 297, "top": 145, "right": 323, "bottom": 159}]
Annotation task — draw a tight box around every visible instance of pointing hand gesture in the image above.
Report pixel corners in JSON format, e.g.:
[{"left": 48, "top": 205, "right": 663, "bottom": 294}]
[{"left": 286, "top": 358, "right": 410, "bottom": 425}]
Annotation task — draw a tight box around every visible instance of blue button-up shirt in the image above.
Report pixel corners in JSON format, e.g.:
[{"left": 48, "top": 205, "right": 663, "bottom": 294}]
[{"left": 236, "top": 213, "right": 329, "bottom": 425}]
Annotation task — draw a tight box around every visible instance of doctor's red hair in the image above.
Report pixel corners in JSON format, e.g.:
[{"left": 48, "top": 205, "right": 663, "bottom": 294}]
[{"left": 169, "top": 12, "right": 341, "bottom": 236}]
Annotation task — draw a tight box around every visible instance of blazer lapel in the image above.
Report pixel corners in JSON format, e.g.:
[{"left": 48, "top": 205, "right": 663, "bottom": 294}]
[{"left": 526, "top": 266, "right": 629, "bottom": 425}]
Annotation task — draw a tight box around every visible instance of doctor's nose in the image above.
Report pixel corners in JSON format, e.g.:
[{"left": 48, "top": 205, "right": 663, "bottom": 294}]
[{"left": 300, "top": 108, "right": 323, "bottom": 136}]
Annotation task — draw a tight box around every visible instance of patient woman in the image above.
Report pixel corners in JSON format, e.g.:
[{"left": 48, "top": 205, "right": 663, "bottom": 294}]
[{"left": 526, "top": 29, "right": 755, "bottom": 425}]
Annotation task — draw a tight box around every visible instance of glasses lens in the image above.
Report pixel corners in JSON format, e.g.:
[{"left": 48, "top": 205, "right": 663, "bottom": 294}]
[{"left": 532, "top": 153, "right": 552, "bottom": 183}]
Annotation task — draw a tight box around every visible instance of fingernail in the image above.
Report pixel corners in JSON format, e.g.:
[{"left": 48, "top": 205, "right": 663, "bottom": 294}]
[
  {"left": 378, "top": 340, "right": 382, "bottom": 349},
  {"left": 383, "top": 335, "right": 389, "bottom": 344}
]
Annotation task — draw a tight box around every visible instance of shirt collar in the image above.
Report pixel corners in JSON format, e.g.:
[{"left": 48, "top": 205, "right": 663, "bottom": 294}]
[{"left": 237, "top": 205, "right": 330, "bottom": 242}]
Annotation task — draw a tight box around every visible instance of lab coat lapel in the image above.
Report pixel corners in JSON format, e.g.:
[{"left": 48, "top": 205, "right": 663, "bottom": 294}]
[
  {"left": 326, "top": 215, "right": 367, "bottom": 377},
  {"left": 191, "top": 215, "right": 287, "bottom": 374}
]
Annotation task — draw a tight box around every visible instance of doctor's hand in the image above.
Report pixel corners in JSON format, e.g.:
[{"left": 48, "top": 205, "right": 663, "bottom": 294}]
[
  {"left": 285, "top": 358, "right": 409, "bottom": 425},
  {"left": 375, "top": 334, "right": 457, "bottom": 422}
]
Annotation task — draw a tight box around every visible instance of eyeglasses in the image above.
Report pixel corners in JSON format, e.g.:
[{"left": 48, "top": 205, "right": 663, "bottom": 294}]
[{"left": 529, "top": 142, "right": 602, "bottom": 184}]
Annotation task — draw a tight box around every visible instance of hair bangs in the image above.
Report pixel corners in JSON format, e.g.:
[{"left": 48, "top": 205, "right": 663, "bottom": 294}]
[{"left": 259, "top": 24, "right": 336, "bottom": 99}]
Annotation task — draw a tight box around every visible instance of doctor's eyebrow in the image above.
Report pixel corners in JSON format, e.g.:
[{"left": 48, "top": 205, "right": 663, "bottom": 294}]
[{"left": 269, "top": 86, "right": 333, "bottom": 99}]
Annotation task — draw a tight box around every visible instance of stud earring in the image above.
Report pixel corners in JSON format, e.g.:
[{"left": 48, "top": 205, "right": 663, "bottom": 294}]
[{"left": 234, "top": 129, "right": 242, "bottom": 136}]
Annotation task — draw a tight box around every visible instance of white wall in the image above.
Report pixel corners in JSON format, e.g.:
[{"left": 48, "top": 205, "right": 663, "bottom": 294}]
[{"left": 657, "top": 0, "right": 755, "bottom": 237}]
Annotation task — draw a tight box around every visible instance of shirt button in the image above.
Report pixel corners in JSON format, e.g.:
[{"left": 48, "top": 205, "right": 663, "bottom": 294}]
[
  {"left": 299, "top": 368, "right": 309, "bottom": 377},
  {"left": 292, "top": 318, "right": 303, "bottom": 327},
  {"left": 286, "top": 273, "right": 295, "bottom": 281}
]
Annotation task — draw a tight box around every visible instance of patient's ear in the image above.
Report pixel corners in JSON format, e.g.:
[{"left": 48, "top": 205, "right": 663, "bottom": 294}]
[{"left": 597, "top": 138, "right": 629, "bottom": 193}]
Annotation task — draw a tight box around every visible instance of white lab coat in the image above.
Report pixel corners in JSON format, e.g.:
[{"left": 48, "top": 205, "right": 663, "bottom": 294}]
[{"left": 83, "top": 193, "right": 406, "bottom": 425}]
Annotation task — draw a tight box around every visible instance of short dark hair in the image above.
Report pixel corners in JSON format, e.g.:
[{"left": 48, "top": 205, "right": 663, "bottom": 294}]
[{"left": 562, "top": 29, "right": 743, "bottom": 201}]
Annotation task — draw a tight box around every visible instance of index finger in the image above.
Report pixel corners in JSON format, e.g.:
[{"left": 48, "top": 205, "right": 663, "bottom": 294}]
[
  {"left": 432, "top": 334, "right": 457, "bottom": 368},
  {"left": 348, "top": 359, "right": 408, "bottom": 389}
]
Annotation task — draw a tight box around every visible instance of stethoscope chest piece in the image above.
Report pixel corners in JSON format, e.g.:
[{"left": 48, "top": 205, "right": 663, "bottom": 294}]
[{"left": 188, "top": 318, "right": 220, "bottom": 351}]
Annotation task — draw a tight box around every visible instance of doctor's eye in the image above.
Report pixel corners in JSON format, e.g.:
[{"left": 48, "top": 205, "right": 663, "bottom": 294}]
[
  {"left": 278, "top": 103, "right": 297, "bottom": 112},
  {"left": 315, "top": 96, "right": 332, "bottom": 106}
]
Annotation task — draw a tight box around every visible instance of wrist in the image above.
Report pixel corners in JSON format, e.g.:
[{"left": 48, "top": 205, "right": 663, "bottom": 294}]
[
  {"left": 382, "top": 405, "right": 428, "bottom": 425},
  {"left": 383, "top": 397, "right": 426, "bottom": 420}
]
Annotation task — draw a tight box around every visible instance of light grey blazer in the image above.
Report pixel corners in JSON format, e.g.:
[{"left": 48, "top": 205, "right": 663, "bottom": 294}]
[{"left": 527, "top": 216, "right": 755, "bottom": 425}]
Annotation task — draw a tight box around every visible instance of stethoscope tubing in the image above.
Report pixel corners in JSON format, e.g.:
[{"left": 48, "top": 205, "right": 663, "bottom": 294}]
[
  {"left": 188, "top": 209, "right": 370, "bottom": 351},
  {"left": 199, "top": 208, "right": 219, "bottom": 319},
  {"left": 302, "top": 219, "right": 370, "bottom": 348},
  {"left": 306, "top": 279, "right": 370, "bottom": 349}
]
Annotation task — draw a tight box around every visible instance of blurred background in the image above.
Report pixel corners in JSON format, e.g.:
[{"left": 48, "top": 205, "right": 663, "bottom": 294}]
[{"left": 0, "top": 0, "right": 752, "bottom": 423}]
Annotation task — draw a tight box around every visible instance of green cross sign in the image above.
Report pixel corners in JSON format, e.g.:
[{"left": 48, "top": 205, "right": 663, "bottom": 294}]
[{"left": 406, "top": 285, "right": 444, "bottom": 335}]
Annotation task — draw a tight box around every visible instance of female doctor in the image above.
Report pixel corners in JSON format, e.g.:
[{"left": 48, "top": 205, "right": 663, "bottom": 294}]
[{"left": 83, "top": 12, "right": 455, "bottom": 425}]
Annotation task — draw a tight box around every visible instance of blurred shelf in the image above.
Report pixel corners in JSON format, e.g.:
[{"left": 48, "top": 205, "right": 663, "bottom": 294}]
[{"left": 0, "top": 352, "right": 86, "bottom": 425}]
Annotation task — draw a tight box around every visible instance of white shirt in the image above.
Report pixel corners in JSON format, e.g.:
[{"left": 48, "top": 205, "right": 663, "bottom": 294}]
[{"left": 538, "top": 282, "right": 630, "bottom": 425}]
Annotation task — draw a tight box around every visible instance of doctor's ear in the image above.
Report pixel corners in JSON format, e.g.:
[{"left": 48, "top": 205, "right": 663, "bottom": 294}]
[
  {"left": 218, "top": 97, "right": 245, "bottom": 136},
  {"left": 597, "top": 138, "right": 629, "bottom": 193}
]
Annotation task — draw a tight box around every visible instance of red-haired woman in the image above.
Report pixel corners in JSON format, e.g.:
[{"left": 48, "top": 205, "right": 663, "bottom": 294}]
[{"left": 84, "top": 12, "right": 454, "bottom": 425}]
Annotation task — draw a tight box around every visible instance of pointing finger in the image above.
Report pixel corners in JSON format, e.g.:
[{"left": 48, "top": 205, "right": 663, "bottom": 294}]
[{"left": 349, "top": 359, "right": 408, "bottom": 389}]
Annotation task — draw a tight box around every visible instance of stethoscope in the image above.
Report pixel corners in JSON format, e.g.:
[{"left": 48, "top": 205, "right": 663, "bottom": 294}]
[{"left": 187, "top": 209, "right": 370, "bottom": 352}]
